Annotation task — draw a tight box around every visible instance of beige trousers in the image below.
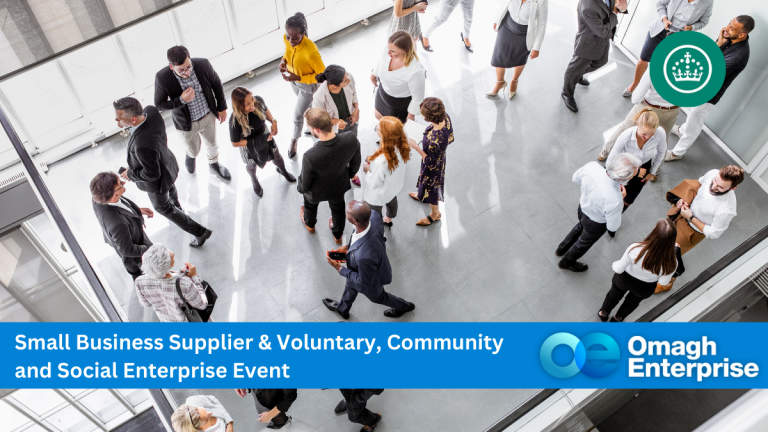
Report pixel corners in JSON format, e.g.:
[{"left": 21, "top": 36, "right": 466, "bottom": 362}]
[
  {"left": 599, "top": 102, "right": 680, "bottom": 166},
  {"left": 177, "top": 112, "right": 219, "bottom": 164}
]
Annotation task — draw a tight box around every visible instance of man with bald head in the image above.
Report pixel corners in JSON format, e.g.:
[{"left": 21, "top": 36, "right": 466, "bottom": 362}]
[{"left": 324, "top": 201, "right": 415, "bottom": 319}]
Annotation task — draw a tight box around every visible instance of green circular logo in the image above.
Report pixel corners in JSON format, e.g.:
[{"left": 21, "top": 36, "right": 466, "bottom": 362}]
[{"left": 650, "top": 32, "right": 725, "bottom": 107}]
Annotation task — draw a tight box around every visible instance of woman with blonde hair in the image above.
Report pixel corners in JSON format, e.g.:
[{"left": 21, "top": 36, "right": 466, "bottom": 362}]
[
  {"left": 229, "top": 86, "right": 295, "bottom": 197},
  {"left": 364, "top": 116, "right": 412, "bottom": 227},
  {"left": 171, "top": 395, "right": 234, "bottom": 432},
  {"left": 371, "top": 30, "right": 426, "bottom": 124},
  {"left": 605, "top": 107, "right": 666, "bottom": 212}
]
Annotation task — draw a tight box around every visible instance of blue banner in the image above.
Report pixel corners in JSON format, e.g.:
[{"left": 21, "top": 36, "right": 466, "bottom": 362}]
[{"left": 2, "top": 323, "right": 765, "bottom": 389}]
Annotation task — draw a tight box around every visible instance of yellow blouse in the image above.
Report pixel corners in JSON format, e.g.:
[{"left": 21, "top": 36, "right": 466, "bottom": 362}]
[{"left": 283, "top": 35, "right": 325, "bottom": 85}]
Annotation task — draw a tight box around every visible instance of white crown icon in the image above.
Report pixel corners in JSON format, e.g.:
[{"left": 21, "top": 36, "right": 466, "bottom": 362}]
[{"left": 671, "top": 52, "right": 705, "bottom": 82}]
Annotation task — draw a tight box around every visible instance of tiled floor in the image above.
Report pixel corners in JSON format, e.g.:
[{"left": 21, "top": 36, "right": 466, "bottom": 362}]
[{"left": 41, "top": 1, "right": 768, "bottom": 430}]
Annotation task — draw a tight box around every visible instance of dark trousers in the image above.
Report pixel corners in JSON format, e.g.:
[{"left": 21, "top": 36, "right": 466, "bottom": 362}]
[
  {"left": 622, "top": 159, "right": 652, "bottom": 212},
  {"left": 367, "top": 197, "right": 398, "bottom": 220},
  {"left": 562, "top": 43, "right": 611, "bottom": 98},
  {"left": 600, "top": 272, "right": 656, "bottom": 320},
  {"left": 558, "top": 206, "right": 607, "bottom": 265},
  {"left": 337, "top": 283, "right": 410, "bottom": 315},
  {"left": 251, "top": 390, "right": 292, "bottom": 425},
  {"left": 146, "top": 184, "right": 207, "bottom": 237},
  {"left": 303, "top": 194, "right": 346, "bottom": 240},
  {"left": 339, "top": 389, "right": 379, "bottom": 427},
  {"left": 123, "top": 256, "right": 142, "bottom": 281}
]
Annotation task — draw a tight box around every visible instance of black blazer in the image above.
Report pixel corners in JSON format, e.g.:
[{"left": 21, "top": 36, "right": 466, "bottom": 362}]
[
  {"left": 574, "top": 0, "right": 619, "bottom": 60},
  {"left": 154, "top": 58, "right": 227, "bottom": 131},
  {"left": 297, "top": 133, "right": 361, "bottom": 202},
  {"left": 339, "top": 211, "right": 392, "bottom": 289},
  {"left": 92, "top": 197, "right": 152, "bottom": 261},
  {"left": 249, "top": 389, "right": 297, "bottom": 413},
  {"left": 126, "top": 106, "right": 179, "bottom": 194}
]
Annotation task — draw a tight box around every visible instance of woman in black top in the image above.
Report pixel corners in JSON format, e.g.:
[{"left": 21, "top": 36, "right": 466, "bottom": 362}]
[{"left": 230, "top": 87, "right": 296, "bottom": 197}]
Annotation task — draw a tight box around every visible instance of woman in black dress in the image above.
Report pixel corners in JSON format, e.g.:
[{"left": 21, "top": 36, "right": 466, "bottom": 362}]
[{"left": 230, "top": 87, "right": 296, "bottom": 197}]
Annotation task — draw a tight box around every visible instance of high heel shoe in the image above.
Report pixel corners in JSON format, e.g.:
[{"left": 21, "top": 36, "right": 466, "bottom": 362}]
[
  {"left": 461, "top": 32, "right": 472, "bottom": 53},
  {"left": 509, "top": 78, "right": 518, "bottom": 99},
  {"left": 485, "top": 80, "right": 507, "bottom": 96},
  {"left": 419, "top": 35, "right": 433, "bottom": 52}
]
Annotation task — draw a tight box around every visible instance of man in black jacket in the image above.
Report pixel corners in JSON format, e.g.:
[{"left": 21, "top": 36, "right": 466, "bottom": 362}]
[
  {"left": 235, "top": 388, "right": 297, "bottom": 430},
  {"left": 297, "top": 108, "right": 361, "bottom": 244},
  {"left": 90, "top": 172, "right": 153, "bottom": 280},
  {"left": 154, "top": 45, "right": 231, "bottom": 181},
  {"left": 115, "top": 97, "right": 212, "bottom": 247},
  {"left": 335, "top": 389, "right": 384, "bottom": 432}
]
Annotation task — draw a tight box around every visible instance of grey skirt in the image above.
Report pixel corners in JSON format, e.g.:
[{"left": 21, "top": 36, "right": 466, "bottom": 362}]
[{"left": 491, "top": 13, "right": 530, "bottom": 68}]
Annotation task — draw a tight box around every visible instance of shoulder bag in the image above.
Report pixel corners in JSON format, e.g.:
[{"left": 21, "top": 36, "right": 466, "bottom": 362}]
[{"left": 174, "top": 270, "right": 218, "bottom": 322}]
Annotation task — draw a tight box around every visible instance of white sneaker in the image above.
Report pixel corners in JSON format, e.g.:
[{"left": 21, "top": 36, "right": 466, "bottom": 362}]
[
  {"left": 664, "top": 150, "right": 683, "bottom": 162},
  {"left": 671, "top": 125, "right": 682, "bottom": 138}
]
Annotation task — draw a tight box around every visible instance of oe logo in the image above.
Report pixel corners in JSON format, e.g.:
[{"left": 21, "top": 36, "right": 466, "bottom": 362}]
[{"left": 539, "top": 332, "right": 620, "bottom": 378}]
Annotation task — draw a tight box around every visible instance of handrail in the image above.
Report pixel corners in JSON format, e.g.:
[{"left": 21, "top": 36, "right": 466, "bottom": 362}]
[{"left": 483, "top": 223, "right": 768, "bottom": 432}]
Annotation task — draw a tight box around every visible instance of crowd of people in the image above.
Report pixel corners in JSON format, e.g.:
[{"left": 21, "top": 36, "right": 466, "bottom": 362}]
[{"left": 86, "top": 1, "right": 756, "bottom": 430}]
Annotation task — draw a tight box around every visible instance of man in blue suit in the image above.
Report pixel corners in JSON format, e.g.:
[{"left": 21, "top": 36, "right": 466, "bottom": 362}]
[{"left": 323, "top": 201, "right": 415, "bottom": 319}]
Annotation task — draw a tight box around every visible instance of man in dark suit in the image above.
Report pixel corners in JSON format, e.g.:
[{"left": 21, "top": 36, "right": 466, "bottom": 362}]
[
  {"left": 334, "top": 389, "right": 384, "bottom": 432},
  {"left": 323, "top": 201, "right": 415, "bottom": 319},
  {"left": 235, "top": 388, "right": 297, "bottom": 430},
  {"left": 90, "top": 172, "right": 153, "bottom": 280},
  {"left": 297, "top": 108, "right": 361, "bottom": 245},
  {"left": 562, "top": 0, "right": 628, "bottom": 112},
  {"left": 114, "top": 97, "right": 212, "bottom": 247},
  {"left": 155, "top": 45, "right": 231, "bottom": 181}
]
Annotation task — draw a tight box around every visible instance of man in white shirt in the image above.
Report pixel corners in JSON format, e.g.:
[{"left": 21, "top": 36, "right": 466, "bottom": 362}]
[
  {"left": 556, "top": 154, "right": 641, "bottom": 272},
  {"left": 673, "top": 165, "right": 742, "bottom": 255}
]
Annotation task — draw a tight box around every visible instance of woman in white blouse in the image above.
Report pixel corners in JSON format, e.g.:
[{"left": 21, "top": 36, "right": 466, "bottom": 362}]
[
  {"left": 599, "top": 218, "right": 683, "bottom": 322},
  {"left": 363, "top": 116, "right": 411, "bottom": 227},
  {"left": 171, "top": 395, "right": 234, "bottom": 432},
  {"left": 488, "top": 0, "right": 549, "bottom": 98},
  {"left": 605, "top": 108, "right": 666, "bottom": 212},
  {"left": 370, "top": 30, "right": 426, "bottom": 124}
]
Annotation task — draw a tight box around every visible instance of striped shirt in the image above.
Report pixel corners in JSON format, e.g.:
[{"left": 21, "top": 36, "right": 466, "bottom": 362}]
[
  {"left": 135, "top": 273, "right": 207, "bottom": 322},
  {"left": 175, "top": 64, "right": 210, "bottom": 121}
]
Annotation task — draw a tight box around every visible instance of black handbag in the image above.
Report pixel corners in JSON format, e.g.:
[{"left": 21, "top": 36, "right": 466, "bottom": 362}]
[{"left": 174, "top": 270, "right": 217, "bottom": 322}]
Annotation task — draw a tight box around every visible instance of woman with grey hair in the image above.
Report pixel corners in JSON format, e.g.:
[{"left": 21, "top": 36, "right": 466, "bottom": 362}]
[
  {"left": 556, "top": 154, "right": 641, "bottom": 273},
  {"left": 171, "top": 395, "right": 234, "bottom": 432},
  {"left": 135, "top": 244, "right": 208, "bottom": 322}
]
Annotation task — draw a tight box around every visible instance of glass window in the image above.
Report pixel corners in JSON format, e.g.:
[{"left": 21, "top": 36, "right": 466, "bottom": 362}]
[
  {"left": 233, "top": 0, "right": 280, "bottom": 43},
  {"left": 117, "top": 389, "right": 150, "bottom": 407},
  {"left": 285, "top": 0, "right": 325, "bottom": 16},
  {"left": 80, "top": 389, "right": 126, "bottom": 423},
  {"left": 60, "top": 38, "right": 135, "bottom": 113},
  {"left": 0, "top": 63, "right": 84, "bottom": 138},
  {"left": 619, "top": 0, "right": 657, "bottom": 59},
  {"left": 117, "top": 14, "right": 178, "bottom": 90},
  {"left": 1, "top": 399, "right": 31, "bottom": 431},
  {"left": 175, "top": 0, "right": 233, "bottom": 59},
  {"left": 11, "top": 389, "right": 65, "bottom": 416},
  {"left": 45, "top": 404, "right": 99, "bottom": 432}
]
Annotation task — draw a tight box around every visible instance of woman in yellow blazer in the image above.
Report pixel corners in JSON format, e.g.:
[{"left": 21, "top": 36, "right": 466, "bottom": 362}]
[{"left": 279, "top": 12, "right": 326, "bottom": 159}]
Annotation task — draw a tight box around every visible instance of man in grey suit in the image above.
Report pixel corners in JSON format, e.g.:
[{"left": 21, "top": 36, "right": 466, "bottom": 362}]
[{"left": 562, "top": 0, "right": 628, "bottom": 112}]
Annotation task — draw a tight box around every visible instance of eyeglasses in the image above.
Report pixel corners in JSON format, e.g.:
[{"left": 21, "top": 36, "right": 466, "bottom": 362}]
[{"left": 175, "top": 65, "right": 193, "bottom": 74}]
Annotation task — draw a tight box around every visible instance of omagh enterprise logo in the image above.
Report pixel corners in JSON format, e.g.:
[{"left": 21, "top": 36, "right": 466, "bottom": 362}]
[{"left": 540, "top": 332, "right": 620, "bottom": 379}]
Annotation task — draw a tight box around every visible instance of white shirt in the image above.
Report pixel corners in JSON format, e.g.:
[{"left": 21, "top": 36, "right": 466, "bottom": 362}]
[
  {"left": 373, "top": 51, "right": 426, "bottom": 116},
  {"left": 363, "top": 152, "right": 407, "bottom": 206},
  {"left": 204, "top": 418, "right": 226, "bottom": 432},
  {"left": 632, "top": 70, "right": 674, "bottom": 107},
  {"left": 671, "top": 0, "right": 697, "bottom": 30},
  {"left": 108, "top": 197, "right": 135, "bottom": 214},
  {"left": 573, "top": 162, "right": 624, "bottom": 232},
  {"left": 613, "top": 243, "right": 676, "bottom": 285},
  {"left": 350, "top": 223, "right": 371, "bottom": 247},
  {"left": 508, "top": 0, "right": 532, "bottom": 25},
  {"left": 607, "top": 126, "right": 667, "bottom": 175},
  {"left": 690, "top": 169, "right": 737, "bottom": 239}
]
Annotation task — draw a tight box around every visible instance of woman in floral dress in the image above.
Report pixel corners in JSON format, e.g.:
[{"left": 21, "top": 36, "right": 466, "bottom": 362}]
[{"left": 408, "top": 97, "right": 453, "bottom": 226}]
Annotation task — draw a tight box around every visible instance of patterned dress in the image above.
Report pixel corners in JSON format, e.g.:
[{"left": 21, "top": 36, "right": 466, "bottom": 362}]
[
  {"left": 388, "top": 0, "right": 422, "bottom": 39},
  {"left": 416, "top": 114, "right": 453, "bottom": 205}
]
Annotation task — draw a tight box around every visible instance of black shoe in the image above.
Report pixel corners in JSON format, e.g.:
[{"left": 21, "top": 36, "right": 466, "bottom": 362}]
[
  {"left": 384, "top": 302, "right": 415, "bottom": 318},
  {"left": 288, "top": 139, "right": 298, "bottom": 159},
  {"left": 578, "top": 75, "right": 590, "bottom": 86},
  {"left": 360, "top": 413, "right": 382, "bottom": 432},
  {"left": 555, "top": 247, "right": 567, "bottom": 257},
  {"left": 251, "top": 177, "right": 263, "bottom": 197},
  {"left": 210, "top": 162, "right": 231, "bottom": 181},
  {"left": 561, "top": 94, "right": 578, "bottom": 112},
  {"left": 185, "top": 155, "right": 196, "bottom": 173},
  {"left": 419, "top": 35, "right": 433, "bottom": 52},
  {"left": 461, "top": 32, "right": 473, "bottom": 53},
  {"left": 277, "top": 166, "right": 296, "bottom": 182},
  {"left": 383, "top": 221, "right": 393, "bottom": 228},
  {"left": 598, "top": 311, "right": 609, "bottom": 322},
  {"left": 334, "top": 399, "right": 347, "bottom": 415},
  {"left": 558, "top": 260, "right": 588, "bottom": 272},
  {"left": 266, "top": 414, "right": 291, "bottom": 429},
  {"left": 303, "top": 128, "right": 312, "bottom": 135},
  {"left": 323, "top": 298, "right": 349, "bottom": 319},
  {"left": 190, "top": 229, "right": 212, "bottom": 248}
]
